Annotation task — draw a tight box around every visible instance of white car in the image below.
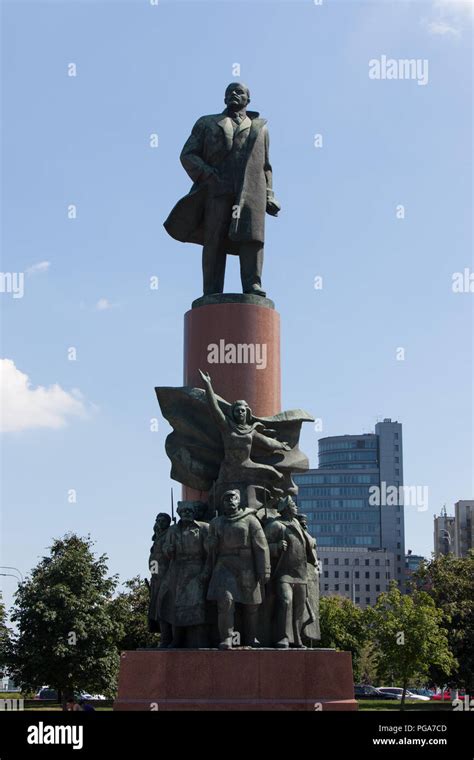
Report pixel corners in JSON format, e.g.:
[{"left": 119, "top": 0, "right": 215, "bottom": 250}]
[{"left": 376, "top": 687, "right": 430, "bottom": 702}]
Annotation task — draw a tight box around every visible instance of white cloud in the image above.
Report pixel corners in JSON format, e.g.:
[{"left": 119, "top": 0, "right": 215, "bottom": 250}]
[
  {"left": 427, "top": 19, "right": 461, "bottom": 34},
  {"left": 26, "top": 261, "right": 50, "bottom": 275},
  {"left": 95, "top": 298, "right": 114, "bottom": 311},
  {"left": 0, "top": 359, "right": 87, "bottom": 433},
  {"left": 434, "top": 0, "right": 473, "bottom": 10},
  {"left": 424, "top": 0, "right": 473, "bottom": 36}
]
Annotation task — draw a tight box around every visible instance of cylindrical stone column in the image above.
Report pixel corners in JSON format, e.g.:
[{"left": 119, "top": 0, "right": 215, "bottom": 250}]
[{"left": 182, "top": 293, "right": 281, "bottom": 501}]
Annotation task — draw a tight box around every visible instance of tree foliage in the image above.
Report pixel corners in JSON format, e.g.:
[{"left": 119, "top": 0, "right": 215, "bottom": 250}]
[
  {"left": 413, "top": 552, "right": 474, "bottom": 692},
  {"left": 318, "top": 596, "right": 367, "bottom": 681},
  {"left": 0, "top": 593, "right": 10, "bottom": 673},
  {"left": 367, "top": 582, "right": 455, "bottom": 707},
  {"left": 109, "top": 575, "right": 158, "bottom": 651},
  {"left": 7, "top": 534, "right": 120, "bottom": 699}
]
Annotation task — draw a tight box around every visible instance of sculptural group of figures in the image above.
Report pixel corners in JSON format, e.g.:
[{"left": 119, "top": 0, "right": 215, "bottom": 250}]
[
  {"left": 148, "top": 491, "right": 320, "bottom": 650},
  {"left": 149, "top": 372, "right": 320, "bottom": 650}
]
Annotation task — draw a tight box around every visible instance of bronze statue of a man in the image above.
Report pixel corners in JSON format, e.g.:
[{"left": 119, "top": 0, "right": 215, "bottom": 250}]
[
  {"left": 207, "top": 489, "right": 271, "bottom": 649},
  {"left": 264, "top": 496, "right": 319, "bottom": 648},
  {"left": 160, "top": 502, "right": 210, "bottom": 648},
  {"left": 148, "top": 512, "right": 172, "bottom": 647},
  {"left": 164, "top": 82, "right": 281, "bottom": 297}
]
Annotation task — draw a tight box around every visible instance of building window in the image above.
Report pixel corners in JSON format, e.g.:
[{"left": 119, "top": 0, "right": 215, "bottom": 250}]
[
  {"left": 395, "top": 457, "right": 399, "bottom": 463},
  {"left": 355, "top": 597, "right": 360, "bottom": 603},
  {"left": 334, "top": 584, "right": 339, "bottom": 591},
  {"left": 395, "top": 468, "right": 400, "bottom": 475},
  {"left": 324, "top": 584, "right": 329, "bottom": 591},
  {"left": 324, "top": 571, "right": 328, "bottom": 578},
  {"left": 344, "top": 571, "right": 349, "bottom": 579},
  {"left": 345, "top": 584, "right": 350, "bottom": 592},
  {"left": 397, "top": 542, "right": 400, "bottom": 548},
  {"left": 323, "top": 558, "right": 328, "bottom": 565},
  {"left": 355, "top": 571, "right": 359, "bottom": 579},
  {"left": 376, "top": 584, "right": 380, "bottom": 592},
  {"left": 334, "top": 558, "right": 339, "bottom": 566},
  {"left": 375, "top": 559, "right": 380, "bottom": 566},
  {"left": 365, "top": 584, "right": 370, "bottom": 592},
  {"left": 397, "top": 555, "right": 401, "bottom": 561},
  {"left": 394, "top": 433, "right": 399, "bottom": 439},
  {"left": 365, "top": 559, "right": 370, "bottom": 566},
  {"left": 386, "top": 572, "right": 391, "bottom": 579},
  {"left": 354, "top": 559, "right": 359, "bottom": 566},
  {"left": 334, "top": 571, "right": 339, "bottom": 578},
  {"left": 394, "top": 444, "right": 399, "bottom": 451},
  {"left": 355, "top": 584, "right": 360, "bottom": 592},
  {"left": 386, "top": 560, "right": 390, "bottom": 566},
  {"left": 365, "top": 572, "right": 370, "bottom": 579},
  {"left": 344, "top": 558, "right": 349, "bottom": 566},
  {"left": 366, "top": 597, "right": 370, "bottom": 604},
  {"left": 375, "top": 572, "right": 380, "bottom": 579}
]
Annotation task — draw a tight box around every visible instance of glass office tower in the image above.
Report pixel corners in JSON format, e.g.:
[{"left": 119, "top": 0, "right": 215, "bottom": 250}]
[{"left": 294, "top": 419, "right": 405, "bottom": 592}]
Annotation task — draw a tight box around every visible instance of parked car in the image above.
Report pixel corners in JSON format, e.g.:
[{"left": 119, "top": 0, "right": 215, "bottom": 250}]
[
  {"left": 34, "top": 688, "right": 106, "bottom": 701},
  {"left": 409, "top": 688, "right": 435, "bottom": 699},
  {"left": 431, "top": 690, "right": 453, "bottom": 700},
  {"left": 34, "top": 687, "right": 58, "bottom": 700},
  {"left": 354, "top": 685, "right": 399, "bottom": 700},
  {"left": 376, "top": 687, "right": 430, "bottom": 701}
]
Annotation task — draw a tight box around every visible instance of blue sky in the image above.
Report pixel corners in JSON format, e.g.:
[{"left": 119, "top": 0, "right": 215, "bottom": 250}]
[{"left": 1, "top": 0, "right": 472, "bottom": 614}]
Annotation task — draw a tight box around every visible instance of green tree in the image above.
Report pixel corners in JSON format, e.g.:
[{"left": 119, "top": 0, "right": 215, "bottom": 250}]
[
  {"left": 413, "top": 552, "right": 474, "bottom": 693},
  {"left": 109, "top": 575, "right": 158, "bottom": 651},
  {"left": 0, "top": 593, "right": 10, "bottom": 675},
  {"left": 318, "top": 596, "right": 367, "bottom": 681},
  {"left": 367, "top": 582, "right": 455, "bottom": 708},
  {"left": 7, "top": 533, "right": 120, "bottom": 702},
  {"left": 357, "top": 640, "right": 379, "bottom": 685}
]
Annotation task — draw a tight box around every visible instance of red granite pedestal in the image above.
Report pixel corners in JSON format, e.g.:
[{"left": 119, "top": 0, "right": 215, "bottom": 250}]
[
  {"left": 183, "top": 293, "right": 281, "bottom": 501},
  {"left": 114, "top": 649, "right": 357, "bottom": 711}
]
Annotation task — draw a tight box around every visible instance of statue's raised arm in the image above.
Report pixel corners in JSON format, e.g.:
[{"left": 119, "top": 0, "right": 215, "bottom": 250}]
[{"left": 198, "top": 370, "right": 226, "bottom": 429}]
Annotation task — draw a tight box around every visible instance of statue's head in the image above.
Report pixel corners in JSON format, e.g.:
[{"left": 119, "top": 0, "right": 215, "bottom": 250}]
[
  {"left": 278, "top": 495, "right": 298, "bottom": 518},
  {"left": 177, "top": 502, "right": 195, "bottom": 524},
  {"left": 155, "top": 512, "right": 171, "bottom": 533},
  {"left": 231, "top": 400, "right": 252, "bottom": 426},
  {"left": 297, "top": 513, "right": 308, "bottom": 530},
  {"left": 224, "top": 82, "right": 250, "bottom": 112},
  {"left": 222, "top": 489, "right": 241, "bottom": 517},
  {"left": 190, "top": 501, "right": 208, "bottom": 521}
]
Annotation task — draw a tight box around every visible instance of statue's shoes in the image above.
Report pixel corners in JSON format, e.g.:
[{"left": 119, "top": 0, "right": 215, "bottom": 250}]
[
  {"left": 244, "top": 287, "right": 267, "bottom": 298},
  {"left": 275, "top": 638, "right": 290, "bottom": 649},
  {"left": 247, "top": 638, "right": 262, "bottom": 648},
  {"left": 218, "top": 639, "right": 233, "bottom": 650}
]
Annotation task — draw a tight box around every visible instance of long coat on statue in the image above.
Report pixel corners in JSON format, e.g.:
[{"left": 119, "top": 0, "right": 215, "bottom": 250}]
[
  {"left": 163, "top": 111, "right": 274, "bottom": 250},
  {"left": 207, "top": 509, "right": 271, "bottom": 605}
]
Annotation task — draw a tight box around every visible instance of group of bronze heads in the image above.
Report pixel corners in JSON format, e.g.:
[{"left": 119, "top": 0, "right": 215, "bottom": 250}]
[{"left": 148, "top": 490, "right": 320, "bottom": 650}]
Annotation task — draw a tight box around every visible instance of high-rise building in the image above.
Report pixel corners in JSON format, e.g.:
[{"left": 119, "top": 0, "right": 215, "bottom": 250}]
[
  {"left": 454, "top": 500, "right": 474, "bottom": 557},
  {"left": 294, "top": 418, "right": 405, "bottom": 606},
  {"left": 405, "top": 550, "right": 425, "bottom": 590},
  {"left": 433, "top": 507, "right": 456, "bottom": 556}
]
